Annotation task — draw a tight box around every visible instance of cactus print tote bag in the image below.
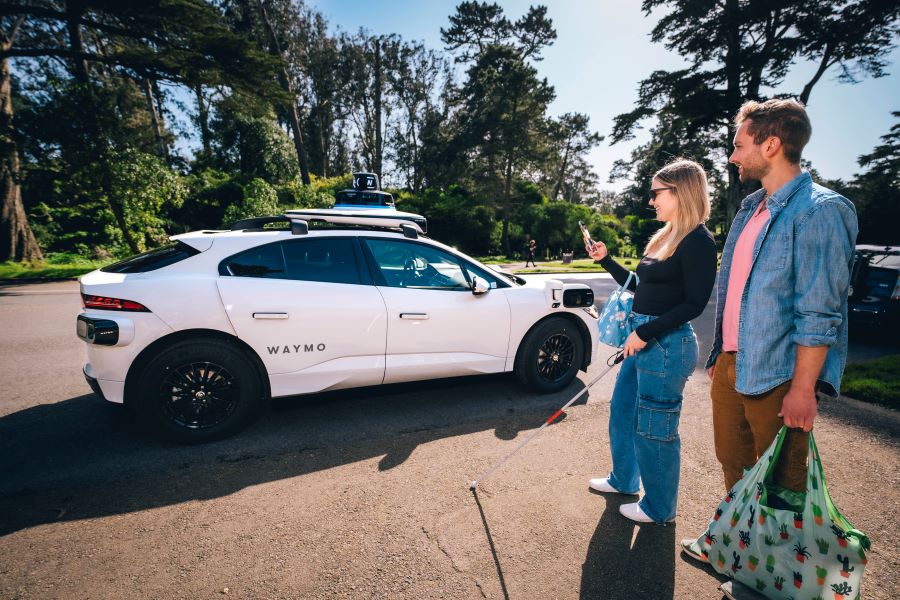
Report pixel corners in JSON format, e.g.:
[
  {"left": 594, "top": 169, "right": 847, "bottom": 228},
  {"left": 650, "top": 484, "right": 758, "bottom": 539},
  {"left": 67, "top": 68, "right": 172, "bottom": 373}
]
[
  {"left": 686, "top": 427, "right": 870, "bottom": 600},
  {"left": 596, "top": 271, "right": 638, "bottom": 348}
]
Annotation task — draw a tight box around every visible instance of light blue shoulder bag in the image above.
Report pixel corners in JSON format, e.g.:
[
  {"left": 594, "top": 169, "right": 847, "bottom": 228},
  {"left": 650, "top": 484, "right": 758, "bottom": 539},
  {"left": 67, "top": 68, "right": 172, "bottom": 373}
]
[{"left": 597, "top": 271, "right": 639, "bottom": 348}]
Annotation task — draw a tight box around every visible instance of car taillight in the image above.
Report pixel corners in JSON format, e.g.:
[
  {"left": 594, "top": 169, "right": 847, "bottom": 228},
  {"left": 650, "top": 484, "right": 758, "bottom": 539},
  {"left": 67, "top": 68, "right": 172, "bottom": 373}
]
[{"left": 82, "top": 293, "right": 150, "bottom": 312}]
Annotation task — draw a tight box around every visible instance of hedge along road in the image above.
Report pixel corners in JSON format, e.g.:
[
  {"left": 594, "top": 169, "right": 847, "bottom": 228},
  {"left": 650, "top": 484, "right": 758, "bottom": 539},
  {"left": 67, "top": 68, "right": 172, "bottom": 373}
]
[{"left": 0, "top": 279, "right": 897, "bottom": 599}]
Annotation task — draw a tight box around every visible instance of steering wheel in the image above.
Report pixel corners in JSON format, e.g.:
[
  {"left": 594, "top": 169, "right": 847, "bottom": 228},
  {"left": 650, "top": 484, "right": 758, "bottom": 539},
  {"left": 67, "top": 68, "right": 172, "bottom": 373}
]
[{"left": 401, "top": 257, "right": 417, "bottom": 287}]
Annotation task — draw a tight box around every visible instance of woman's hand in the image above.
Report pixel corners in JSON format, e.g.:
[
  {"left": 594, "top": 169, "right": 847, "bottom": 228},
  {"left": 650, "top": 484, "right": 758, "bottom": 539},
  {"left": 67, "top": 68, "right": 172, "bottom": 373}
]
[
  {"left": 585, "top": 239, "right": 608, "bottom": 261},
  {"left": 623, "top": 331, "right": 647, "bottom": 358}
]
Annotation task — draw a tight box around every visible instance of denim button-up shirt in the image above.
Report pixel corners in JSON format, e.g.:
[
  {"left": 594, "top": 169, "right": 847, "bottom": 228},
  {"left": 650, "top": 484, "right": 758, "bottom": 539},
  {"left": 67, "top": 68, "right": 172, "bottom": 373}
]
[{"left": 706, "top": 172, "right": 858, "bottom": 396}]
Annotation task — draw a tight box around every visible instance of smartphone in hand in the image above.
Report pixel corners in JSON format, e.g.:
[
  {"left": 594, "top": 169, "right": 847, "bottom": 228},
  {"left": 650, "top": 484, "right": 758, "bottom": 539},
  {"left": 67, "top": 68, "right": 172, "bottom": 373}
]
[{"left": 579, "top": 221, "right": 594, "bottom": 246}]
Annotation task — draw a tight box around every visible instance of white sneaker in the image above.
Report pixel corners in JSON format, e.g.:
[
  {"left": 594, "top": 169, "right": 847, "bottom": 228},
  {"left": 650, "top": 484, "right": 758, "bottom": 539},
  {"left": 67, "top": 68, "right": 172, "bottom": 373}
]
[
  {"left": 619, "top": 501, "right": 675, "bottom": 524},
  {"left": 588, "top": 477, "right": 638, "bottom": 495},
  {"left": 720, "top": 580, "right": 767, "bottom": 600}
]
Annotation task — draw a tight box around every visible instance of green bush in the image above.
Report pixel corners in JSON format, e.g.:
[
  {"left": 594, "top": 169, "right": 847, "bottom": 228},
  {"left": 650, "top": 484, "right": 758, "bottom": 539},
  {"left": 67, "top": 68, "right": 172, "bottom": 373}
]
[{"left": 221, "top": 178, "right": 279, "bottom": 227}]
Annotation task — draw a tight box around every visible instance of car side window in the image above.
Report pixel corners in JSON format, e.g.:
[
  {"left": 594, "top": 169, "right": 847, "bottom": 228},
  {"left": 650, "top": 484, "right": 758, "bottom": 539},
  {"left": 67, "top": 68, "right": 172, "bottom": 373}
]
[
  {"left": 364, "top": 239, "right": 472, "bottom": 291},
  {"left": 223, "top": 238, "right": 363, "bottom": 285},
  {"left": 460, "top": 262, "right": 501, "bottom": 289},
  {"left": 224, "top": 243, "right": 286, "bottom": 277},
  {"left": 281, "top": 238, "right": 361, "bottom": 285}
]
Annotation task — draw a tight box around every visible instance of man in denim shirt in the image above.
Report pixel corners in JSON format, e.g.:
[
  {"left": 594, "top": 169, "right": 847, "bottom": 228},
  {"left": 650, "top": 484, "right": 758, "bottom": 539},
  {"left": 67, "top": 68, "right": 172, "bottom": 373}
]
[{"left": 682, "top": 99, "right": 857, "bottom": 565}]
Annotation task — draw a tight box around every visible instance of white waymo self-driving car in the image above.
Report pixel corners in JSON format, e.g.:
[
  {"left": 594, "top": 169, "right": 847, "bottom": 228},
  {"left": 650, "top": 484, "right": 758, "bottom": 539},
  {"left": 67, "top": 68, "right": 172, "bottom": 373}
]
[{"left": 77, "top": 183, "right": 599, "bottom": 442}]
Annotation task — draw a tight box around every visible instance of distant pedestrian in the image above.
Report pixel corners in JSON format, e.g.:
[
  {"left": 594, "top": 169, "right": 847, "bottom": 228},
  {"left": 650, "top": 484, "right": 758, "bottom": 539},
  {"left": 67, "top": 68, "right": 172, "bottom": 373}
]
[
  {"left": 584, "top": 158, "right": 717, "bottom": 524},
  {"left": 681, "top": 99, "right": 858, "bottom": 568},
  {"left": 525, "top": 239, "right": 537, "bottom": 267}
]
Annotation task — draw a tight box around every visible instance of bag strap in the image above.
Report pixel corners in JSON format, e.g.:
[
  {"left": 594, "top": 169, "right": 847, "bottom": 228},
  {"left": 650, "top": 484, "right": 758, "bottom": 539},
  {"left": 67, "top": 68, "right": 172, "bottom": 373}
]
[
  {"left": 808, "top": 432, "right": 871, "bottom": 551},
  {"left": 759, "top": 426, "right": 789, "bottom": 498},
  {"left": 622, "top": 271, "right": 639, "bottom": 290}
]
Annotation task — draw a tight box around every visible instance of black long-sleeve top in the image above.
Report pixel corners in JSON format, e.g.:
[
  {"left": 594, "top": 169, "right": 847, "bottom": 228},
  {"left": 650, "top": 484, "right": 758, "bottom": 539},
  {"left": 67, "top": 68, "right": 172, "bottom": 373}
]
[{"left": 599, "top": 225, "right": 717, "bottom": 342}]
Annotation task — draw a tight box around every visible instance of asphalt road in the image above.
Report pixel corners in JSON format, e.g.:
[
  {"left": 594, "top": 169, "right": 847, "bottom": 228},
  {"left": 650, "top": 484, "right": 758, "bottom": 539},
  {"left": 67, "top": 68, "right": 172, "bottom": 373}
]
[{"left": 0, "top": 278, "right": 897, "bottom": 600}]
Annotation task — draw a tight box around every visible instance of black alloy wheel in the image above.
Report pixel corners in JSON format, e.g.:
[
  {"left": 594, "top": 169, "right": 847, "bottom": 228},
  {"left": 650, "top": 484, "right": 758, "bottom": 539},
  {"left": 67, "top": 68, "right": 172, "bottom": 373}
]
[
  {"left": 536, "top": 332, "right": 576, "bottom": 384},
  {"left": 515, "top": 317, "right": 585, "bottom": 393},
  {"left": 159, "top": 361, "right": 239, "bottom": 430},
  {"left": 135, "top": 339, "right": 265, "bottom": 442}
]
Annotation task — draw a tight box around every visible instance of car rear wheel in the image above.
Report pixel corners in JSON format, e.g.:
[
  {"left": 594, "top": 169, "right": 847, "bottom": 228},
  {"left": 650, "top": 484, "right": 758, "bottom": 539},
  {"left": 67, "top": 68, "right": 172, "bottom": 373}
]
[
  {"left": 134, "top": 338, "right": 265, "bottom": 443},
  {"left": 515, "top": 317, "right": 584, "bottom": 393}
]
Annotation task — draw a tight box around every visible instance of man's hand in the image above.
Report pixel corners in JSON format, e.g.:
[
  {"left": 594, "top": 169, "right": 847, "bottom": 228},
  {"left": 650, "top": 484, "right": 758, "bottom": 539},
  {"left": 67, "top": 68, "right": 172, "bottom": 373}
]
[
  {"left": 779, "top": 384, "right": 817, "bottom": 432},
  {"left": 707, "top": 364, "right": 715, "bottom": 380},
  {"left": 779, "top": 345, "right": 828, "bottom": 432},
  {"left": 623, "top": 330, "right": 647, "bottom": 358}
]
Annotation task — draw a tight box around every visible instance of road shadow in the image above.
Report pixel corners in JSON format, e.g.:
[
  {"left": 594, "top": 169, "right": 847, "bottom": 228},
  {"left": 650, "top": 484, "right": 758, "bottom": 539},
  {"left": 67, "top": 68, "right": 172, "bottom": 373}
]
[
  {"left": 579, "top": 496, "right": 677, "bottom": 599},
  {"left": 818, "top": 393, "right": 900, "bottom": 441},
  {"left": 0, "top": 372, "right": 590, "bottom": 536},
  {"left": 471, "top": 488, "right": 510, "bottom": 600}
]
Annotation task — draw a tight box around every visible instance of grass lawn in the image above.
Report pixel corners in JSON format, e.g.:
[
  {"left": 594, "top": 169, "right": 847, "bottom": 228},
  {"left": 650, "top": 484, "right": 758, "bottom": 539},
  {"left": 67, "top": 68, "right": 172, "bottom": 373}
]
[
  {"left": 0, "top": 254, "right": 109, "bottom": 280},
  {"left": 480, "top": 256, "right": 641, "bottom": 273},
  {"left": 842, "top": 354, "right": 900, "bottom": 410}
]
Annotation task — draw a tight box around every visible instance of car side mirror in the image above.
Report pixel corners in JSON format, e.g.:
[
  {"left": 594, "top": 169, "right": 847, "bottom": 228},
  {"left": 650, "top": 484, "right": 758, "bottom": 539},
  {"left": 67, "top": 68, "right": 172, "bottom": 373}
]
[{"left": 470, "top": 276, "right": 489, "bottom": 296}]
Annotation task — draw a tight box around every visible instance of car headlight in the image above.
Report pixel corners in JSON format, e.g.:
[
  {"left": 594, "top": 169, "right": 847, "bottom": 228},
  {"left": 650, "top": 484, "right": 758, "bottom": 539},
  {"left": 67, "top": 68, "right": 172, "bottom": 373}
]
[{"left": 563, "top": 288, "right": 594, "bottom": 307}]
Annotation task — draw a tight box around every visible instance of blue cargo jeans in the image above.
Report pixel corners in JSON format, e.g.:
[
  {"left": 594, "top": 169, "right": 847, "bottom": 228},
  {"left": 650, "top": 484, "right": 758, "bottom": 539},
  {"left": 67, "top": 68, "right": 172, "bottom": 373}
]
[{"left": 606, "top": 313, "right": 698, "bottom": 523}]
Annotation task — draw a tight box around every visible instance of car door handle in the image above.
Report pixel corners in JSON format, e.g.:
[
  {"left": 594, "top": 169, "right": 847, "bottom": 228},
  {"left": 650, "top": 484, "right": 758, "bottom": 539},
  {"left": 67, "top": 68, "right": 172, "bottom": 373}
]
[
  {"left": 253, "top": 312, "right": 289, "bottom": 319},
  {"left": 399, "top": 313, "right": 429, "bottom": 320}
]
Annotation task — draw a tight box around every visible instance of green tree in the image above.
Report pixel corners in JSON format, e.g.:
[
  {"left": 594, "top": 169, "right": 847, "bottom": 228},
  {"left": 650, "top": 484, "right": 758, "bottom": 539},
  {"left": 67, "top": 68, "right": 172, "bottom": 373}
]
[
  {"left": 610, "top": 0, "right": 900, "bottom": 228},
  {"left": 847, "top": 111, "right": 900, "bottom": 244},
  {"left": 208, "top": 98, "right": 300, "bottom": 183},
  {"left": 1, "top": 0, "right": 284, "bottom": 257},
  {"left": 221, "top": 177, "right": 279, "bottom": 227},
  {"left": 442, "top": 2, "right": 557, "bottom": 256},
  {"left": 109, "top": 150, "right": 186, "bottom": 251},
  {"left": 385, "top": 40, "right": 452, "bottom": 192},
  {"left": 546, "top": 112, "right": 603, "bottom": 202}
]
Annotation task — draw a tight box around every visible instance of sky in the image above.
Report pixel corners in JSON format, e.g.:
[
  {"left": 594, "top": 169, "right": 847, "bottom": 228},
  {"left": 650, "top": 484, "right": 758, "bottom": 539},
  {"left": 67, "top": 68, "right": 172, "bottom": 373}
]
[{"left": 309, "top": 0, "right": 900, "bottom": 191}]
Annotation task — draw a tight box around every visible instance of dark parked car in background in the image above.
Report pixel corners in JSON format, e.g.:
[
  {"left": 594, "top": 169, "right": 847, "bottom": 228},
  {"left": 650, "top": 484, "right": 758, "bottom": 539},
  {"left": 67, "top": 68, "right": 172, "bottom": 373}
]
[{"left": 849, "top": 245, "right": 900, "bottom": 331}]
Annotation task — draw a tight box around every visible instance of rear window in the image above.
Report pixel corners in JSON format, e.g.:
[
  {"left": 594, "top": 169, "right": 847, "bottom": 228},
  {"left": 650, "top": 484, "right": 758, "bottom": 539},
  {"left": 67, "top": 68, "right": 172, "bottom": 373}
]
[
  {"left": 221, "top": 239, "right": 363, "bottom": 285},
  {"left": 101, "top": 242, "right": 200, "bottom": 274}
]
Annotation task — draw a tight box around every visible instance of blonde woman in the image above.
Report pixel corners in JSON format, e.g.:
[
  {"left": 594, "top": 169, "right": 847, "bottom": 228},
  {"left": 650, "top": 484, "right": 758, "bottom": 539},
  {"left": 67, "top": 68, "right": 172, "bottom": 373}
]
[{"left": 584, "top": 159, "right": 717, "bottom": 524}]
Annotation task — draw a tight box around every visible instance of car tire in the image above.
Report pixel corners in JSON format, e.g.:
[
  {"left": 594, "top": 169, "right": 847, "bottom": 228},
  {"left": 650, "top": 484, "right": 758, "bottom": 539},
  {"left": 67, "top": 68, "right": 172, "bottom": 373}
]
[
  {"left": 134, "top": 338, "right": 266, "bottom": 443},
  {"left": 515, "top": 316, "right": 584, "bottom": 393}
]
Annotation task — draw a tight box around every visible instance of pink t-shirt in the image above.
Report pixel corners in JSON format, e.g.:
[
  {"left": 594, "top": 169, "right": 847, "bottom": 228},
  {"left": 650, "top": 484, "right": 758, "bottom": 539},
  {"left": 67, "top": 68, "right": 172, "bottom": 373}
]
[{"left": 722, "top": 202, "right": 770, "bottom": 352}]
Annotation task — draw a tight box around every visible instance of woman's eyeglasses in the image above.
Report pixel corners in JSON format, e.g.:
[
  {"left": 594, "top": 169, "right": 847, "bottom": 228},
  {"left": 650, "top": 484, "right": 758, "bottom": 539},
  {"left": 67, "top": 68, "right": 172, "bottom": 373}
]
[{"left": 649, "top": 186, "right": 676, "bottom": 201}]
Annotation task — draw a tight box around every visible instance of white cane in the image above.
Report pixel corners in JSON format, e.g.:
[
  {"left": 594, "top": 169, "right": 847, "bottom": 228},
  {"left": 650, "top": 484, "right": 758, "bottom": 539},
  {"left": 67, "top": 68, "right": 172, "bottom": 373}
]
[{"left": 469, "top": 351, "right": 624, "bottom": 490}]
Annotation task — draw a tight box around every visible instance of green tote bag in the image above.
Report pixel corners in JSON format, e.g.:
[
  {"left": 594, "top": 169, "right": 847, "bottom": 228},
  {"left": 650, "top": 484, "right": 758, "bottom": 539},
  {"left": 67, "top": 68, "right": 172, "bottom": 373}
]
[{"left": 687, "top": 427, "right": 870, "bottom": 600}]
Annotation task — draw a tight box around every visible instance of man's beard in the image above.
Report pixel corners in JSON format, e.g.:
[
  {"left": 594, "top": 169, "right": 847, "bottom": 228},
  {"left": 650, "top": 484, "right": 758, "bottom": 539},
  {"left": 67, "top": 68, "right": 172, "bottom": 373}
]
[{"left": 738, "top": 160, "right": 768, "bottom": 183}]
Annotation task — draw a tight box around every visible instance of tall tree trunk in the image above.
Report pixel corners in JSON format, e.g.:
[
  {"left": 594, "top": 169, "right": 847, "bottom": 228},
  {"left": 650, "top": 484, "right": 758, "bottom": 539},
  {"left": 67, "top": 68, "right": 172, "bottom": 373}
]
[
  {"left": 373, "top": 37, "right": 383, "bottom": 182},
  {"left": 65, "top": 1, "right": 90, "bottom": 85},
  {"left": 317, "top": 106, "right": 328, "bottom": 177},
  {"left": 501, "top": 153, "right": 513, "bottom": 258},
  {"left": 257, "top": 0, "right": 311, "bottom": 184},
  {"left": 142, "top": 78, "right": 168, "bottom": 160},
  {"left": 193, "top": 84, "right": 211, "bottom": 155},
  {"left": 552, "top": 139, "right": 571, "bottom": 201},
  {"left": 0, "top": 20, "right": 42, "bottom": 262}
]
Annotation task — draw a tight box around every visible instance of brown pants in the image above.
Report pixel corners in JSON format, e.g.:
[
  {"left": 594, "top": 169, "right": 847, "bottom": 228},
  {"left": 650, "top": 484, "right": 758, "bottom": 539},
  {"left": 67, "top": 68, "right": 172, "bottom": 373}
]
[{"left": 711, "top": 352, "right": 808, "bottom": 492}]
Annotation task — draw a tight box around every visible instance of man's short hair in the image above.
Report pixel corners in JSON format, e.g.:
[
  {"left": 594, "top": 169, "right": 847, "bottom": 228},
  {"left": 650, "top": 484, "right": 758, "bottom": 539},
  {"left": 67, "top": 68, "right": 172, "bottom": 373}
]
[{"left": 734, "top": 99, "right": 812, "bottom": 164}]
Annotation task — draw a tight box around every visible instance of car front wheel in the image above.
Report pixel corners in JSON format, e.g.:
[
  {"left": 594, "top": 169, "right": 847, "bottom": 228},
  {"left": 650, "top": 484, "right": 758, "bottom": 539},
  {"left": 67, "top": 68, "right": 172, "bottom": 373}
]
[
  {"left": 515, "top": 317, "right": 584, "bottom": 393},
  {"left": 134, "top": 338, "right": 265, "bottom": 443}
]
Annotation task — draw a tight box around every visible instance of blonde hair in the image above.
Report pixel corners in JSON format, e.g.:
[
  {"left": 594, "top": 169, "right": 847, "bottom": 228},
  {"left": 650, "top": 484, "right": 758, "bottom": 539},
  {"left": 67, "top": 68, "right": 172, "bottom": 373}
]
[{"left": 644, "top": 159, "right": 711, "bottom": 260}]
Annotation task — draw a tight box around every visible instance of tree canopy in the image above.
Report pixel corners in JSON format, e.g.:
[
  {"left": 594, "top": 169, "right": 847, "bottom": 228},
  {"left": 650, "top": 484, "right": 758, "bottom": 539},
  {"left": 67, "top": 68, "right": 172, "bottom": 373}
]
[{"left": 0, "top": 1, "right": 896, "bottom": 264}]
